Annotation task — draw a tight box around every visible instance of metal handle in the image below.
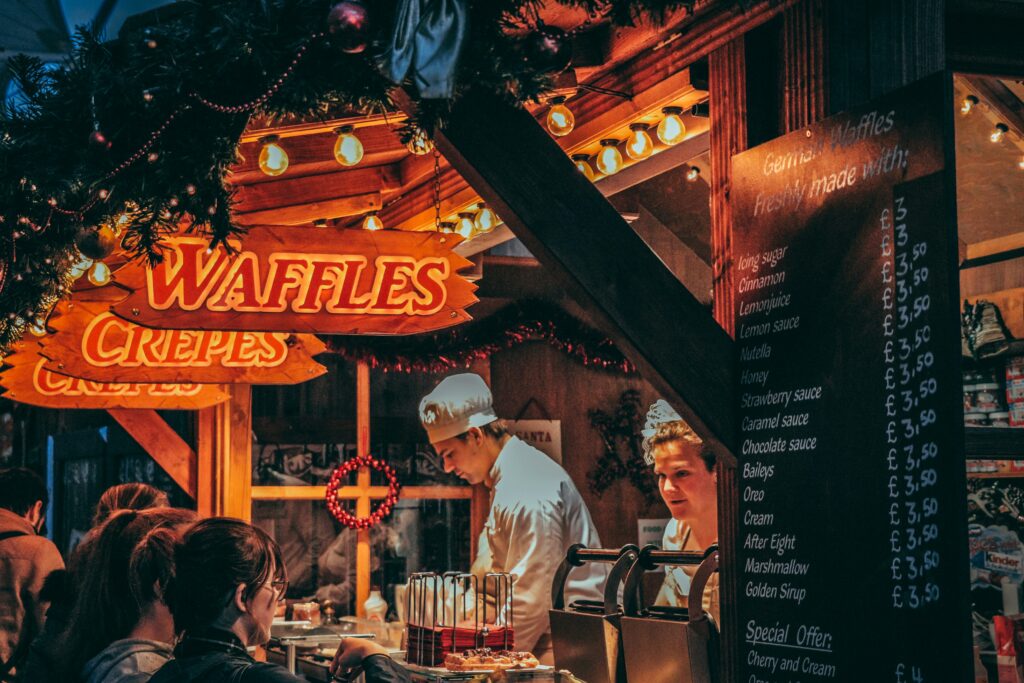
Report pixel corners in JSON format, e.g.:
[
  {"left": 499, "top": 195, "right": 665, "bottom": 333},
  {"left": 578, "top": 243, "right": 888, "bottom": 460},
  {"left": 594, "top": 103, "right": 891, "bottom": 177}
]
[
  {"left": 623, "top": 543, "right": 719, "bottom": 618},
  {"left": 601, "top": 546, "right": 639, "bottom": 616},
  {"left": 552, "top": 544, "right": 638, "bottom": 610}
]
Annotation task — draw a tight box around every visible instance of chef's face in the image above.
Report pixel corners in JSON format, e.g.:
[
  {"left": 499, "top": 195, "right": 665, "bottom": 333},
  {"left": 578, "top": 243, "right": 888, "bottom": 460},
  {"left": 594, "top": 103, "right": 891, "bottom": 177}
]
[
  {"left": 432, "top": 428, "right": 488, "bottom": 485},
  {"left": 652, "top": 439, "right": 717, "bottom": 523}
]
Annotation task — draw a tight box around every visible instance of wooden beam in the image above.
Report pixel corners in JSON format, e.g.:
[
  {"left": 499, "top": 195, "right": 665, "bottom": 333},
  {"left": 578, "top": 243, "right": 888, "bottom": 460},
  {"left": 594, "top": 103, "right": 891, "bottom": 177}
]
[
  {"left": 108, "top": 408, "right": 197, "bottom": 499},
  {"left": 410, "top": 87, "right": 736, "bottom": 460},
  {"left": 356, "top": 361, "right": 370, "bottom": 617},
  {"left": 233, "top": 192, "right": 380, "bottom": 226},
  {"left": 232, "top": 165, "right": 399, "bottom": 213},
  {"left": 963, "top": 232, "right": 1024, "bottom": 269}
]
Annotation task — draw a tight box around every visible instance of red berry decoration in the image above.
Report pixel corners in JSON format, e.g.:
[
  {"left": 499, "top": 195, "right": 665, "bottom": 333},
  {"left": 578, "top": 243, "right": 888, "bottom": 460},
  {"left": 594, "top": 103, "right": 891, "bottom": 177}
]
[
  {"left": 327, "top": 1, "right": 371, "bottom": 54},
  {"left": 325, "top": 455, "right": 401, "bottom": 530},
  {"left": 88, "top": 129, "right": 112, "bottom": 152},
  {"left": 525, "top": 23, "right": 572, "bottom": 74}
]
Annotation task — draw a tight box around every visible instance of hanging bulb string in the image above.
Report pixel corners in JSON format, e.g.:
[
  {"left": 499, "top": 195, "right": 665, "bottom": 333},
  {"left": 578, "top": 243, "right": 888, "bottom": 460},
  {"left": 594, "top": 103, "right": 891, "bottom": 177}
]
[{"left": 42, "top": 31, "right": 327, "bottom": 221}]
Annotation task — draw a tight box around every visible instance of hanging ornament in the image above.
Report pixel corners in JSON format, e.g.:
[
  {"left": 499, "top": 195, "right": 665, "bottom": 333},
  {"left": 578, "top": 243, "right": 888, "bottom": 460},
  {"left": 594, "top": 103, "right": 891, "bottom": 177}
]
[
  {"left": 75, "top": 225, "right": 118, "bottom": 260},
  {"left": 88, "top": 261, "right": 112, "bottom": 287},
  {"left": 88, "top": 129, "right": 112, "bottom": 152},
  {"left": 325, "top": 455, "right": 402, "bottom": 529},
  {"left": 327, "top": 1, "right": 371, "bottom": 54},
  {"left": 524, "top": 22, "right": 572, "bottom": 74}
]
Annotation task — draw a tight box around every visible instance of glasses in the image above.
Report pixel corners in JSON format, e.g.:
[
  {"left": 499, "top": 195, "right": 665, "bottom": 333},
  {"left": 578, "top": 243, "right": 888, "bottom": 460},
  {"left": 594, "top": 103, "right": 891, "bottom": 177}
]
[{"left": 259, "top": 579, "right": 288, "bottom": 603}]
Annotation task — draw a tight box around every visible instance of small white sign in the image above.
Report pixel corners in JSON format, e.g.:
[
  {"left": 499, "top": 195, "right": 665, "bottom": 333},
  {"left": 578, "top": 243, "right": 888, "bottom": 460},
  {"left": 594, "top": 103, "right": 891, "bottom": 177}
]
[
  {"left": 507, "top": 419, "right": 562, "bottom": 464},
  {"left": 638, "top": 518, "right": 671, "bottom": 547}
]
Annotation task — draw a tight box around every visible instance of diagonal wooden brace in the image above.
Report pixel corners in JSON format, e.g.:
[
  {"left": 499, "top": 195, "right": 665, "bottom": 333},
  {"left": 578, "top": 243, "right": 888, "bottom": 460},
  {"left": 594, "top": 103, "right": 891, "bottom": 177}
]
[{"left": 398, "top": 89, "right": 737, "bottom": 461}]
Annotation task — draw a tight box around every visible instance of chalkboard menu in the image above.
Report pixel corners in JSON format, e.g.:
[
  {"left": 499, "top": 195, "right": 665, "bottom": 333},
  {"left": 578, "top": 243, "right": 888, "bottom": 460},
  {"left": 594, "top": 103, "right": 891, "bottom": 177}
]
[{"left": 731, "top": 73, "right": 971, "bottom": 682}]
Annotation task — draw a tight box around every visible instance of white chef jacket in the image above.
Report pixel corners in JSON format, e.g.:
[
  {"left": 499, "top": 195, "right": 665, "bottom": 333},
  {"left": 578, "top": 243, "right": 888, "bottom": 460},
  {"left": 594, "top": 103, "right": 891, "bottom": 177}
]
[{"left": 471, "top": 436, "right": 607, "bottom": 654}]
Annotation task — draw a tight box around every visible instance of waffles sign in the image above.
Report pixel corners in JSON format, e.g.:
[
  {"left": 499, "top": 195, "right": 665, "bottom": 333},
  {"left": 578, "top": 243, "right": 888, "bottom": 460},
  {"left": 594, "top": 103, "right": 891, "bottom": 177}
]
[
  {"left": 111, "top": 227, "right": 478, "bottom": 335},
  {"left": 0, "top": 347, "right": 228, "bottom": 409},
  {"left": 41, "top": 300, "right": 327, "bottom": 385}
]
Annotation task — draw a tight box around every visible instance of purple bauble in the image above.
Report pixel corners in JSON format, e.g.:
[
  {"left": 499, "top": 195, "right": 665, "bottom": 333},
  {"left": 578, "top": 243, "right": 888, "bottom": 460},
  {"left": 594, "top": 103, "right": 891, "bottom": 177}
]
[{"left": 327, "top": 1, "right": 371, "bottom": 54}]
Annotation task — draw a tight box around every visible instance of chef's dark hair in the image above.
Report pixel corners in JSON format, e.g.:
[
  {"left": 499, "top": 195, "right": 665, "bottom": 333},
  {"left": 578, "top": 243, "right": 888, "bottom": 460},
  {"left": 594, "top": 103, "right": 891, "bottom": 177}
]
[
  {"left": 456, "top": 420, "right": 508, "bottom": 441},
  {"left": 165, "top": 517, "right": 285, "bottom": 633}
]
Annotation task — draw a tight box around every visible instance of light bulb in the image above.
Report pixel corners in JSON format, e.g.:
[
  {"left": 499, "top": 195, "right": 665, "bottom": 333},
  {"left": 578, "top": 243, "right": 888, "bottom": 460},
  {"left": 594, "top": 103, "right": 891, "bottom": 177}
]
[
  {"left": 313, "top": 218, "right": 328, "bottom": 228},
  {"left": 438, "top": 221, "right": 456, "bottom": 234},
  {"left": 28, "top": 319, "right": 46, "bottom": 337},
  {"left": 1018, "top": 156, "right": 1024, "bottom": 171},
  {"left": 474, "top": 203, "right": 498, "bottom": 233},
  {"left": 546, "top": 97, "right": 575, "bottom": 137},
  {"left": 362, "top": 212, "right": 383, "bottom": 231},
  {"left": 406, "top": 130, "right": 434, "bottom": 156},
  {"left": 596, "top": 140, "right": 623, "bottom": 176},
  {"left": 571, "top": 154, "right": 595, "bottom": 181},
  {"left": 686, "top": 166, "right": 701, "bottom": 182},
  {"left": 456, "top": 212, "right": 476, "bottom": 239},
  {"left": 88, "top": 261, "right": 111, "bottom": 286},
  {"left": 991, "top": 123, "right": 1009, "bottom": 143},
  {"left": 657, "top": 107, "right": 687, "bottom": 146},
  {"left": 70, "top": 254, "right": 93, "bottom": 278},
  {"left": 961, "top": 95, "right": 979, "bottom": 115},
  {"left": 258, "top": 135, "right": 289, "bottom": 176},
  {"left": 626, "top": 123, "right": 654, "bottom": 161},
  {"left": 333, "top": 125, "right": 364, "bottom": 166}
]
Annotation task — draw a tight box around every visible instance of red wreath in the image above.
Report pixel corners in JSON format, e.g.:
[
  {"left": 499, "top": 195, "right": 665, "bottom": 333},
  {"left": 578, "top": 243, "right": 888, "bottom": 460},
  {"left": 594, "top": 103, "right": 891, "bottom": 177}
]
[{"left": 325, "top": 455, "right": 402, "bottom": 529}]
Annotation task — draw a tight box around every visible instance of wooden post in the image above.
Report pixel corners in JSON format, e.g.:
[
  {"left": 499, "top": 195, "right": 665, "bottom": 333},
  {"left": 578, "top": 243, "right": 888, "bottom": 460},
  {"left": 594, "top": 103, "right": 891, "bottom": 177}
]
[
  {"left": 356, "top": 361, "right": 371, "bottom": 617},
  {"left": 195, "top": 384, "right": 252, "bottom": 519},
  {"left": 107, "top": 409, "right": 197, "bottom": 498},
  {"left": 408, "top": 90, "right": 738, "bottom": 460}
]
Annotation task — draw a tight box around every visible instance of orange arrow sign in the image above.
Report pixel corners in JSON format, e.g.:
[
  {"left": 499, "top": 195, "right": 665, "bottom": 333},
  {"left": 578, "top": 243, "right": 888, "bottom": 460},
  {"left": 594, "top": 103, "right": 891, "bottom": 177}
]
[
  {"left": 110, "top": 226, "right": 478, "bottom": 334},
  {"left": 0, "top": 345, "right": 229, "bottom": 410},
  {"left": 41, "top": 299, "right": 327, "bottom": 384}
]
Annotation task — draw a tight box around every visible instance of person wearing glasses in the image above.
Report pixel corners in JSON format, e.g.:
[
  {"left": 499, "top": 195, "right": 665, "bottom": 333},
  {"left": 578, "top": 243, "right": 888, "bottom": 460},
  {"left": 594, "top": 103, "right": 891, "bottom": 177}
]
[
  {"left": 149, "top": 518, "right": 409, "bottom": 683},
  {"left": 63, "top": 507, "right": 197, "bottom": 683}
]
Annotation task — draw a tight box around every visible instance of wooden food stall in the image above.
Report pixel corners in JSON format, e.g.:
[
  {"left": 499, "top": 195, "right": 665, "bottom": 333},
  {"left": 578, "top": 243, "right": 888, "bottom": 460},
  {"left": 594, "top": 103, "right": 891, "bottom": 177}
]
[{"left": 1, "top": 0, "right": 1022, "bottom": 681}]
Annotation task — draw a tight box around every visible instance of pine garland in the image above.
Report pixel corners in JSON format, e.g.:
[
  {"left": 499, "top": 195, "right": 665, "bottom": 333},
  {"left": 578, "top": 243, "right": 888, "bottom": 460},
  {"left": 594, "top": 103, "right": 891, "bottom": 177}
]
[
  {"left": 323, "top": 298, "right": 636, "bottom": 374},
  {"left": 0, "top": 0, "right": 694, "bottom": 352}
]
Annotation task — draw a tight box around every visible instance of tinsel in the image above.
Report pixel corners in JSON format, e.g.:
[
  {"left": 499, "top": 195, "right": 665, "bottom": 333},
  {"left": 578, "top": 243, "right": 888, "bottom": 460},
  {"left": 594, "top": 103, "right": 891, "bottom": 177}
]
[
  {"left": 323, "top": 298, "right": 635, "bottom": 374},
  {"left": 0, "top": 0, "right": 695, "bottom": 353},
  {"left": 587, "top": 389, "right": 658, "bottom": 505}
]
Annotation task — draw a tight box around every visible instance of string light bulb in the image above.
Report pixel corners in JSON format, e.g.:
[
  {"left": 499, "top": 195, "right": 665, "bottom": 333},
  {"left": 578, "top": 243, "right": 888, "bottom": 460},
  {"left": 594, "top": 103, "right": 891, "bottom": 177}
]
[
  {"left": 456, "top": 212, "right": 476, "bottom": 239},
  {"left": 28, "top": 319, "right": 47, "bottom": 337},
  {"left": 1018, "top": 156, "right": 1024, "bottom": 171},
  {"left": 258, "top": 135, "right": 289, "bottom": 176},
  {"left": 88, "top": 261, "right": 111, "bottom": 286},
  {"left": 333, "top": 125, "right": 364, "bottom": 167},
  {"left": 70, "top": 254, "right": 93, "bottom": 279},
  {"left": 406, "top": 130, "right": 434, "bottom": 156},
  {"left": 626, "top": 123, "right": 654, "bottom": 161},
  {"left": 438, "top": 221, "right": 456, "bottom": 234},
  {"left": 991, "top": 123, "right": 1009, "bottom": 143},
  {"left": 362, "top": 212, "right": 383, "bottom": 231},
  {"left": 960, "top": 95, "right": 979, "bottom": 115},
  {"left": 657, "top": 107, "right": 687, "bottom": 146},
  {"left": 596, "top": 140, "right": 623, "bottom": 176},
  {"left": 546, "top": 96, "right": 575, "bottom": 137},
  {"left": 572, "top": 153, "right": 595, "bottom": 181},
  {"left": 313, "top": 218, "right": 328, "bottom": 228},
  {"left": 686, "top": 166, "right": 701, "bottom": 182},
  {"left": 474, "top": 203, "right": 498, "bottom": 233}
]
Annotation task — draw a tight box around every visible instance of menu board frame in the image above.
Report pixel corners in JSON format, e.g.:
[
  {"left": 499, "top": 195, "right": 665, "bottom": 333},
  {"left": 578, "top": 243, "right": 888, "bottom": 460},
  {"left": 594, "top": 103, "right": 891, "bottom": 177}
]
[{"left": 728, "top": 72, "right": 971, "bottom": 682}]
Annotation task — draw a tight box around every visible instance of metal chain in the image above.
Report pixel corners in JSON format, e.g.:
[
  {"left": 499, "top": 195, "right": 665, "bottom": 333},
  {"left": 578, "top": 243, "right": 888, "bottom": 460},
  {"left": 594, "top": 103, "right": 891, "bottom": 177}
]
[{"left": 432, "top": 148, "right": 442, "bottom": 231}]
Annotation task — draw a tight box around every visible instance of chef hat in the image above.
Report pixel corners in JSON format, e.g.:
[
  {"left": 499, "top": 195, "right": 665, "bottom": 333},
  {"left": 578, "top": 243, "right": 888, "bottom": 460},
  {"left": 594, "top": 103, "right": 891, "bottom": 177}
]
[
  {"left": 641, "top": 399, "right": 697, "bottom": 464},
  {"left": 418, "top": 373, "right": 498, "bottom": 443}
]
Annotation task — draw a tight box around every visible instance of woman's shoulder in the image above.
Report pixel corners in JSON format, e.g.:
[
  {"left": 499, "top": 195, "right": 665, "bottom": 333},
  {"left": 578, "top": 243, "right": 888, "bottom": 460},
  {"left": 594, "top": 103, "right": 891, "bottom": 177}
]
[{"left": 661, "top": 519, "right": 691, "bottom": 549}]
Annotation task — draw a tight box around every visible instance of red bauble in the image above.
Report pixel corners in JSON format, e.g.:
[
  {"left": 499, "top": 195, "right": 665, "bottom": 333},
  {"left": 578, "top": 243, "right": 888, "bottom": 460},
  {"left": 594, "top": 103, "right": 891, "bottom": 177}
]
[
  {"left": 327, "top": 1, "right": 371, "bottom": 54},
  {"left": 88, "top": 129, "right": 112, "bottom": 152},
  {"left": 525, "top": 24, "right": 572, "bottom": 74}
]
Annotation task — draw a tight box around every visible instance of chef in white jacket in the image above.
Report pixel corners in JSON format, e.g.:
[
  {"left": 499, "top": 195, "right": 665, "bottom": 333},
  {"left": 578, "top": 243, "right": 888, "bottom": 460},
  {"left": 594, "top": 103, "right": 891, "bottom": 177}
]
[{"left": 419, "top": 373, "right": 606, "bottom": 663}]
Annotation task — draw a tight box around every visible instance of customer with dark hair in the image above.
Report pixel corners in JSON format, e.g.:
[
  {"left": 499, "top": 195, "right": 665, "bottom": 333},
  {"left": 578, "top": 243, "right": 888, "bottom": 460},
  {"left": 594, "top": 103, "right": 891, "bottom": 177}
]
[
  {"left": 92, "top": 484, "right": 170, "bottom": 529},
  {"left": 0, "top": 467, "right": 64, "bottom": 681},
  {"left": 149, "top": 517, "right": 409, "bottom": 683},
  {"left": 21, "top": 482, "right": 174, "bottom": 682},
  {"left": 66, "top": 507, "right": 196, "bottom": 683}
]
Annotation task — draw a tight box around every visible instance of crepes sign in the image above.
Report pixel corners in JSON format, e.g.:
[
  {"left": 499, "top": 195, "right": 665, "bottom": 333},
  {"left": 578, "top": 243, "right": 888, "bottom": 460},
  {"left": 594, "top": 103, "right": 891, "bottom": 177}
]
[
  {"left": 41, "top": 300, "right": 327, "bottom": 385},
  {"left": 0, "top": 345, "right": 229, "bottom": 409},
  {"left": 110, "top": 227, "right": 478, "bottom": 335}
]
